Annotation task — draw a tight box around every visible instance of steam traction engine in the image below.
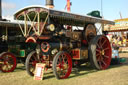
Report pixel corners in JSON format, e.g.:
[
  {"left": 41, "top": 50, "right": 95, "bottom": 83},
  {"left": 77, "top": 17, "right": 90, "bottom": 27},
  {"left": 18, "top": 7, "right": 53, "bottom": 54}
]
[
  {"left": 14, "top": 5, "right": 114, "bottom": 79},
  {"left": 0, "top": 20, "right": 36, "bottom": 72},
  {"left": 0, "top": 0, "right": 35, "bottom": 72}
]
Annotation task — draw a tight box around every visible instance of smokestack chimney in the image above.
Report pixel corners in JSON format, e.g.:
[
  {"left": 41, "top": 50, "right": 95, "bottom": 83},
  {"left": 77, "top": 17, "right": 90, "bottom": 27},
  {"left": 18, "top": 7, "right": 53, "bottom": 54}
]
[
  {"left": 0, "top": 0, "right": 2, "bottom": 19},
  {"left": 45, "top": 0, "right": 54, "bottom": 8}
]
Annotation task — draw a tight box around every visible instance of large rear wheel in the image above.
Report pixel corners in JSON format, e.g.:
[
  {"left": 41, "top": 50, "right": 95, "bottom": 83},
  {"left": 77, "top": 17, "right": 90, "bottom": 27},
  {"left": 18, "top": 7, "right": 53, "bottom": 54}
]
[
  {"left": 89, "top": 35, "right": 112, "bottom": 70},
  {"left": 53, "top": 51, "right": 72, "bottom": 79},
  {"left": 0, "top": 52, "right": 17, "bottom": 72}
]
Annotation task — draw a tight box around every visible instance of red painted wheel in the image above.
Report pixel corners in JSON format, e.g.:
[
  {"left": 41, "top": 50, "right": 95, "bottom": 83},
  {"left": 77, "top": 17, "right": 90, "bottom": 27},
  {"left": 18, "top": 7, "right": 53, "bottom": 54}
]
[
  {"left": 0, "top": 52, "right": 17, "bottom": 72},
  {"left": 89, "top": 35, "right": 112, "bottom": 70},
  {"left": 25, "top": 51, "right": 43, "bottom": 76},
  {"left": 53, "top": 51, "right": 72, "bottom": 79}
]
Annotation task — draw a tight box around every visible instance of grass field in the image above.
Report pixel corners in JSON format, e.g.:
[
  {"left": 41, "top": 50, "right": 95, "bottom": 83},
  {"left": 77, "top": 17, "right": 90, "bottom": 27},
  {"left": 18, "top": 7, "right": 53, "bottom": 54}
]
[{"left": 0, "top": 55, "right": 128, "bottom": 85}]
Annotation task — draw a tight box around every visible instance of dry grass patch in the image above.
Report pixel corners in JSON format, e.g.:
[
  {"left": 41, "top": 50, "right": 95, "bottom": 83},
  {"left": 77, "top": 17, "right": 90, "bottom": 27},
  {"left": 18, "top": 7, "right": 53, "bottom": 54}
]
[{"left": 0, "top": 59, "right": 128, "bottom": 85}]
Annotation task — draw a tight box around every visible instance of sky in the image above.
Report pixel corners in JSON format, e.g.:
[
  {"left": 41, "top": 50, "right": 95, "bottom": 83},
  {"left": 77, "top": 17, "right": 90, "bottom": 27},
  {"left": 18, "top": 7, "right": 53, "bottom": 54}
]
[{"left": 2, "top": 0, "right": 128, "bottom": 21}]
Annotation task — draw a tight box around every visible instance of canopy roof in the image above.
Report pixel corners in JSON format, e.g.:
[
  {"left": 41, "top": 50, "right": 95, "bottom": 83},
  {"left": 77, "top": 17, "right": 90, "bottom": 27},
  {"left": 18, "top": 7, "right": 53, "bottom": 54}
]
[
  {"left": 0, "top": 20, "right": 27, "bottom": 28},
  {"left": 14, "top": 5, "right": 114, "bottom": 26}
]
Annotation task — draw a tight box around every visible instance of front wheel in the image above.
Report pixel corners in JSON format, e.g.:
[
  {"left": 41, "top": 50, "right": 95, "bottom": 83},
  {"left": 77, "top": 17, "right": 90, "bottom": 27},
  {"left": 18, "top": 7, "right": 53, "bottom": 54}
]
[
  {"left": 53, "top": 51, "right": 72, "bottom": 79},
  {"left": 25, "top": 51, "right": 42, "bottom": 76}
]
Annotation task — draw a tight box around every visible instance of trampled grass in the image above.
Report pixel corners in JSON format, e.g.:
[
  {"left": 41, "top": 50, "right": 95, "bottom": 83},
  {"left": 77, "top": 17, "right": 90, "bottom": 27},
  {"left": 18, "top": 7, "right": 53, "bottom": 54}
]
[{"left": 0, "top": 57, "right": 128, "bottom": 85}]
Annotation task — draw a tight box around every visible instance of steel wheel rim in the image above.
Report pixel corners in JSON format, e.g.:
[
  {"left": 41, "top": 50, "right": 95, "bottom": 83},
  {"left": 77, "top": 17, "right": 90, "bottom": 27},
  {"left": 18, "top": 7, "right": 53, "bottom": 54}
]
[
  {"left": 96, "top": 36, "right": 111, "bottom": 69},
  {"left": 0, "top": 53, "right": 16, "bottom": 72},
  {"left": 56, "top": 52, "right": 72, "bottom": 79}
]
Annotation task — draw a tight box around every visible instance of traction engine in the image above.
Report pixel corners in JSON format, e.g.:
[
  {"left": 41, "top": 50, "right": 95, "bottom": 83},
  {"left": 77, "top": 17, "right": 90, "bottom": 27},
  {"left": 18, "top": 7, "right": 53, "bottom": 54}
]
[{"left": 14, "top": 0, "right": 114, "bottom": 79}]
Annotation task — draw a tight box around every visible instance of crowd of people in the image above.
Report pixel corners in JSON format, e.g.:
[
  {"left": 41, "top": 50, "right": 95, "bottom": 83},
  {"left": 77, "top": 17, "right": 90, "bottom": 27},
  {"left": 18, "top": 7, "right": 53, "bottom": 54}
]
[{"left": 110, "top": 35, "right": 127, "bottom": 49}]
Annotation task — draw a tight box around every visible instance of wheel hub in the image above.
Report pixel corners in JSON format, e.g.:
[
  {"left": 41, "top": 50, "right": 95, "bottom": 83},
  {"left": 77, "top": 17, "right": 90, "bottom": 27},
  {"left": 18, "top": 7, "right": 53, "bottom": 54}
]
[
  {"left": 4, "top": 61, "right": 8, "bottom": 65},
  {"left": 101, "top": 50, "right": 105, "bottom": 55},
  {"left": 99, "top": 49, "right": 104, "bottom": 55},
  {"left": 63, "top": 64, "right": 68, "bottom": 70}
]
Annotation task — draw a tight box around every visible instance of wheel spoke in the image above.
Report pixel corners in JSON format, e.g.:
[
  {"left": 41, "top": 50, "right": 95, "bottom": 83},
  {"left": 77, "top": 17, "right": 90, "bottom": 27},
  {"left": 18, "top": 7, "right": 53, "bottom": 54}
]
[
  {"left": 96, "top": 49, "right": 100, "bottom": 52},
  {"left": 96, "top": 53, "right": 100, "bottom": 57},
  {"left": 99, "top": 61, "right": 102, "bottom": 69},
  {"left": 63, "top": 58, "right": 68, "bottom": 64},
  {"left": 7, "top": 63, "right": 12, "bottom": 70},
  {"left": 103, "top": 47, "right": 109, "bottom": 51},
  {"left": 96, "top": 43, "right": 100, "bottom": 48},
  {"left": 65, "top": 60, "right": 68, "bottom": 64},
  {"left": 101, "top": 60, "right": 107, "bottom": 66},
  {"left": 4, "top": 65, "right": 9, "bottom": 71},
  {"left": 99, "top": 38, "right": 102, "bottom": 45},
  {"left": 62, "top": 55, "right": 65, "bottom": 63},
  {"left": 101, "top": 39, "right": 106, "bottom": 47},
  {"left": 104, "top": 55, "right": 109, "bottom": 58},
  {"left": 30, "top": 57, "right": 35, "bottom": 62},
  {"left": 33, "top": 55, "right": 38, "bottom": 61},
  {"left": 59, "top": 56, "right": 62, "bottom": 64},
  {"left": 58, "top": 68, "right": 67, "bottom": 77},
  {"left": 8, "top": 64, "right": 12, "bottom": 69},
  {"left": 62, "top": 70, "right": 66, "bottom": 76},
  {"left": 97, "top": 56, "right": 100, "bottom": 61},
  {"left": 29, "top": 62, "right": 33, "bottom": 65},
  {"left": 99, "top": 38, "right": 102, "bottom": 47}
]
